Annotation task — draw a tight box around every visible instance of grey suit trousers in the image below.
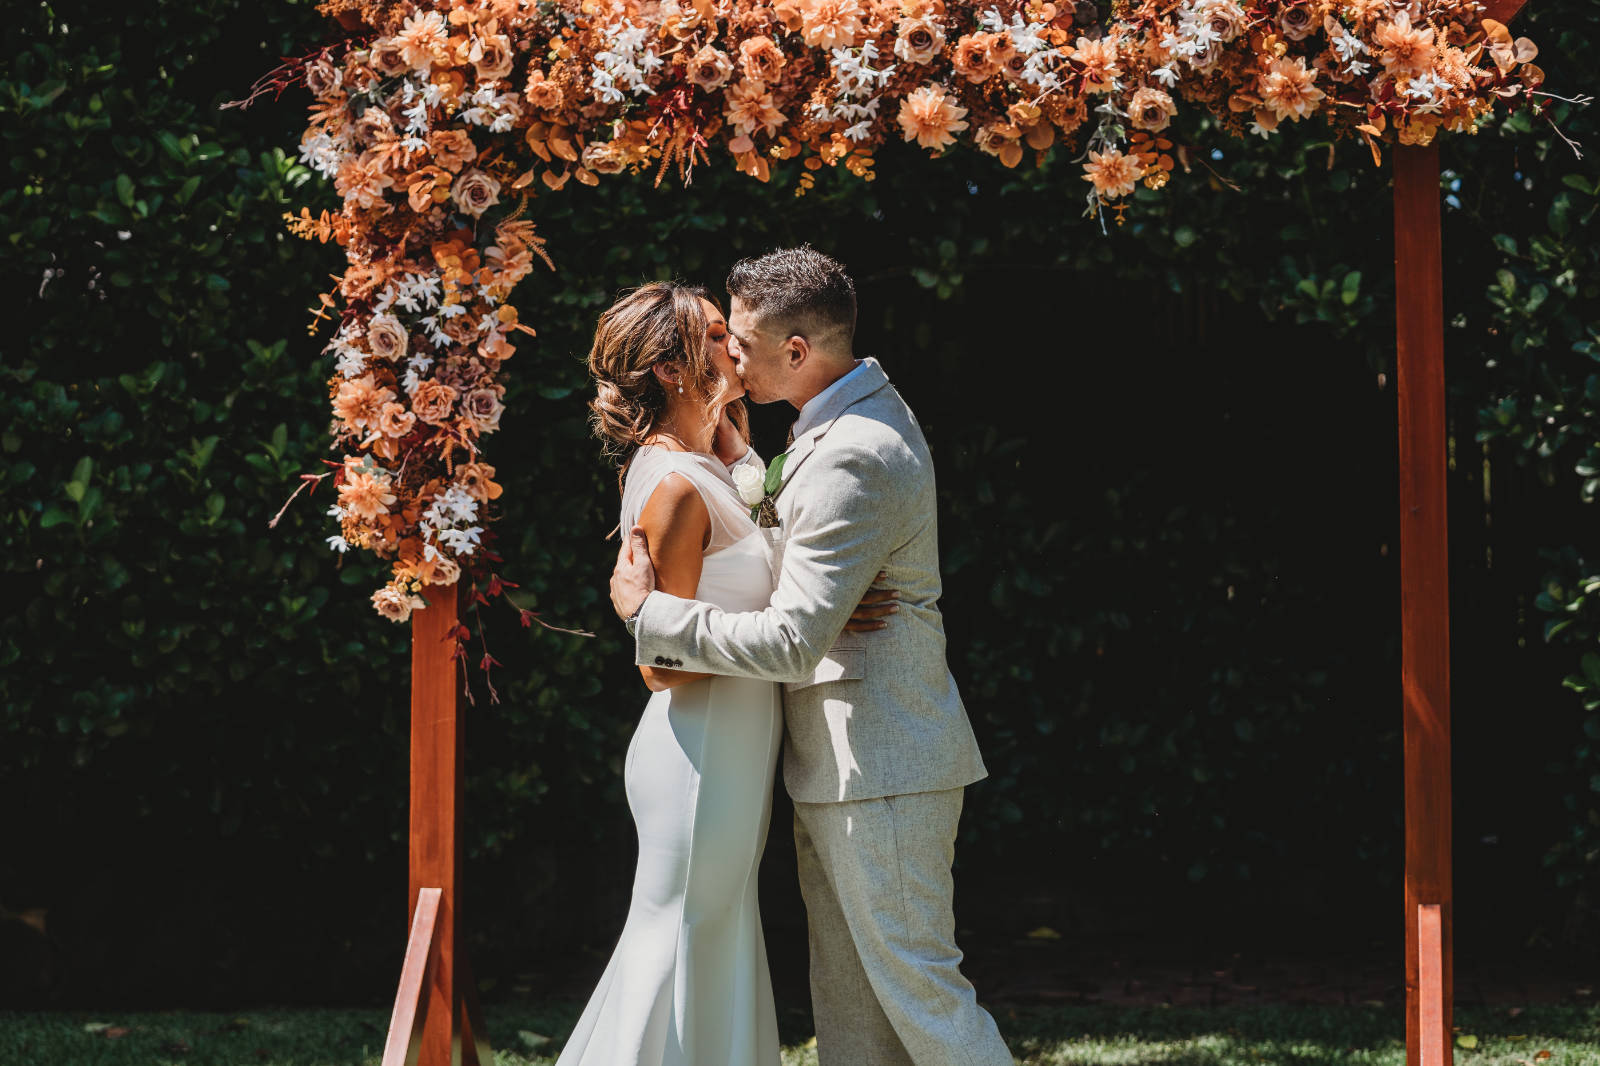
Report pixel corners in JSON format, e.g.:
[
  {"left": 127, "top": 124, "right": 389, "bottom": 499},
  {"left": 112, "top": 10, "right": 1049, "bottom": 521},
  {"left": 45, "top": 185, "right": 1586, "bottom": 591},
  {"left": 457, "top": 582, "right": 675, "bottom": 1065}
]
[{"left": 793, "top": 788, "right": 1011, "bottom": 1066}]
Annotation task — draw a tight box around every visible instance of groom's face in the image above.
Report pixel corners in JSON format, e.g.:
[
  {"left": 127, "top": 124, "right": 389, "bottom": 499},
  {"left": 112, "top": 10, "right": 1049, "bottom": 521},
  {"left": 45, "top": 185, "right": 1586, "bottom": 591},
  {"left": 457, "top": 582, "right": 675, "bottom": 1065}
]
[{"left": 728, "top": 297, "right": 789, "bottom": 406}]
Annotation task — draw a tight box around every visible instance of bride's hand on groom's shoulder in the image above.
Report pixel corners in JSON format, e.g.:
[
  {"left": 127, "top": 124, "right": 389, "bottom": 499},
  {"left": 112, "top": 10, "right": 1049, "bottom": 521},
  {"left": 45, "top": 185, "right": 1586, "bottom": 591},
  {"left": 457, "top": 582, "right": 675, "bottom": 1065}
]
[{"left": 844, "top": 572, "right": 899, "bottom": 633}]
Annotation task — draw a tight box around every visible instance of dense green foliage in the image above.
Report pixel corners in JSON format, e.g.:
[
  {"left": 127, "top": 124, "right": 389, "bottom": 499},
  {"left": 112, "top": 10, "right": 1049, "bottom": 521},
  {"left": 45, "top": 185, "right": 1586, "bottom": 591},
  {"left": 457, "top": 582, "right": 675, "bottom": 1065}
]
[{"left": 2, "top": 0, "right": 1595, "bottom": 1005}]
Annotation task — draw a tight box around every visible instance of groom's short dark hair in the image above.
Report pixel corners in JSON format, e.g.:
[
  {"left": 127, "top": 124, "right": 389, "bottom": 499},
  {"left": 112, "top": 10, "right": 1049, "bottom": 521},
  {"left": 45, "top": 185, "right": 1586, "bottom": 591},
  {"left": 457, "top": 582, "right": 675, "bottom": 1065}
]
[{"left": 726, "top": 246, "right": 856, "bottom": 353}]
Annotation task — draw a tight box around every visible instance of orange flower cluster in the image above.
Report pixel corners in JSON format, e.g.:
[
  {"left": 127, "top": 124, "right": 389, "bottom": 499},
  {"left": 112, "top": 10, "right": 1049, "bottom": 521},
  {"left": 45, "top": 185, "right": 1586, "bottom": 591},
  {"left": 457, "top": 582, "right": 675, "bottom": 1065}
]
[{"left": 288, "top": 0, "right": 1540, "bottom": 622}]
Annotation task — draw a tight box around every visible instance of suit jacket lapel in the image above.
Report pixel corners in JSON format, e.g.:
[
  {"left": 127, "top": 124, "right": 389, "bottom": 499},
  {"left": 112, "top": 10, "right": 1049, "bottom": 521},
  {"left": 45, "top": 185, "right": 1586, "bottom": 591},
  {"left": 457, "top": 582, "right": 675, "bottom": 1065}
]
[{"left": 777, "top": 359, "right": 891, "bottom": 491}]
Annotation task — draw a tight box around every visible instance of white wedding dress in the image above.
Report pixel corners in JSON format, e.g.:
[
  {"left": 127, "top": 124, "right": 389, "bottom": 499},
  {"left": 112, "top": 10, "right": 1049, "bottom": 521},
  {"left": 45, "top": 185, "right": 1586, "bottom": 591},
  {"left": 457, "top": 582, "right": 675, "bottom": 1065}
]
[{"left": 556, "top": 445, "right": 783, "bottom": 1066}]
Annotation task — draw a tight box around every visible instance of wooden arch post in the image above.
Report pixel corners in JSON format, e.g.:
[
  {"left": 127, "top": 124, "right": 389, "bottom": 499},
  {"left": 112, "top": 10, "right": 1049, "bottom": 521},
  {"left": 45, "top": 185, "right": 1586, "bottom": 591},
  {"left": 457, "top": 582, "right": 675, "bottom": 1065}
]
[
  {"left": 1394, "top": 4, "right": 1523, "bottom": 1064},
  {"left": 382, "top": 580, "right": 492, "bottom": 1066}
]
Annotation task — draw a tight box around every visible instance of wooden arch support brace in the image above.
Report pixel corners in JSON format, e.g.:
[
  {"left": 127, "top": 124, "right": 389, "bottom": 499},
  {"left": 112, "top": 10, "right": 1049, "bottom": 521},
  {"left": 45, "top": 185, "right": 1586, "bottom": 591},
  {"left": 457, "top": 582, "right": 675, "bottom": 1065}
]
[
  {"left": 383, "top": 887, "right": 442, "bottom": 1066},
  {"left": 1419, "top": 904, "right": 1447, "bottom": 1066}
]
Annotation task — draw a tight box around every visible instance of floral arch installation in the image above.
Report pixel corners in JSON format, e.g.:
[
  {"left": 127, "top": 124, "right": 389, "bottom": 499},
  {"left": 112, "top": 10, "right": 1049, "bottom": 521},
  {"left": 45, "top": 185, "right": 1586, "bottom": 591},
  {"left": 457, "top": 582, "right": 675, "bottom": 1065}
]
[
  {"left": 261, "top": 0, "right": 1545, "bottom": 1064},
  {"left": 275, "top": 0, "right": 1544, "bottom": 635}
]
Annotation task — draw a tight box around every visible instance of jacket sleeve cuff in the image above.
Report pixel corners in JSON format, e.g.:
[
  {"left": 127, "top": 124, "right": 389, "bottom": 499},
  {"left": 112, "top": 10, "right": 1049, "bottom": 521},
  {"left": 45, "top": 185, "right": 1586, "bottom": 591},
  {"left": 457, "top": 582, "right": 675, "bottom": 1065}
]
[{"left": 632, "top": 589, "right": 684, "bottom": 667}]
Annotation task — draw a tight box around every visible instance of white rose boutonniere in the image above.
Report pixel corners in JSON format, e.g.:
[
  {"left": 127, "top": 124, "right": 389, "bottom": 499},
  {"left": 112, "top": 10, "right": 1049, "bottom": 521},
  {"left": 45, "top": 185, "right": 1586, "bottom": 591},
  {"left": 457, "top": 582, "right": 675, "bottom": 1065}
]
[
  {"left": 732, "top": 461, "right": 765, "bottom": 507},
  {"left": 733, "top": 454, "right": 788, "bottom": 527}
]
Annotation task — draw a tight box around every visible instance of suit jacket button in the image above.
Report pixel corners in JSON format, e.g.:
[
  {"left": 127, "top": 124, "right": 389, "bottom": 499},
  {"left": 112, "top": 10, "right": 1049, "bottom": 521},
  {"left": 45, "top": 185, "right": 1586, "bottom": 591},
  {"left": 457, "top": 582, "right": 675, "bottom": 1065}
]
[{"left": 654, "top": 656, "right": 665, "bottom": 665}]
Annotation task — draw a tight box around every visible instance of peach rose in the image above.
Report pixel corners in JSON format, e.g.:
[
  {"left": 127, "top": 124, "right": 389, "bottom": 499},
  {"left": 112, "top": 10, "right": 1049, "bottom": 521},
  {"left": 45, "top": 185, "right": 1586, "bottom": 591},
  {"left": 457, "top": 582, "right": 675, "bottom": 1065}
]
[
  {"left": 659, "top": 0, "right": 705, "bottom": 40},
  {"left": 893, "top": 17, "right": 946, "bottom": 64},
  {"left": 353, "top": 106, "right": 395, "bottom": 146},
  {"left": 470, "top": 33, "right": 515, "bottom": 82},
  {"left": 429, "top": 128, "right": 478, "bottom": 172},
  {"left": 1198, "top": 0, "right": 1246, "bottom": 44},
  {"left": 415, "top": 552, "right": 461, "bottom": 586},
  {"left": 372, "top": 581, "right": 422, "bottom": 623},
  {"left": 1000, "top": 49, "right": 1032, "bottom": 83},
  {"left": 582, "top": 141, "right": 627, "bottom": 174},
  {"left": 305, "top": 58, "right": 341, "bottom": 97},
  {"left": 1279, "top": 4, "right": 1317, "bottom": 41},
  {"left": 412, "top": 380, "right": 459, "bottom": 425},
  {"left": 524, "top": 69, "right": 565, "bottom": 111},
  {"left": 378, "top": 401, "right": 417, "bottom": 438},
  {"left": 688, "top": 46, "right": 735, "bottom": 92},
  {"left": 371, "top": 41, "right": 411, "bottom": 78},
  {"left": 366, "top": 313, "right": 409, "bottom": 361},
  {"left": 739, "top": 37, "right": 788, "bottom": 83},
  {"left": 973, "top": 122, "right": 1025, "bottom": 166},
  {"left": 987, "top": 31, "right": 1016, "bottom": 67},
  {"left": 461, "top": 387, "right": 505, "bottom": 434},
  {"left": 441, "top": 310, "right": 483, "bottom": 345},
  {"left": 1128, "top": 85, "right": 1177, "bottom": 132},
  {"left": 772, "top": 0, "right": 805, "bottom": 33},
  {"left": 457, "top": 462, "right": 504, "bottom": 502},
  {"left": 451, "top": 168, "right": 501, "bottom": 217},
  {"left": 953, "top": 33, "right": 1000, "bottom": 82}
]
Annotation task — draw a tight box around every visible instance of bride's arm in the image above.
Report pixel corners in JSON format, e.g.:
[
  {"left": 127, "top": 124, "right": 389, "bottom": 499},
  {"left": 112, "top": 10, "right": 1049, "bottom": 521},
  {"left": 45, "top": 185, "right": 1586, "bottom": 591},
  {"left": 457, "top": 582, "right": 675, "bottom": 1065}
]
[
  {"left": 634, "top": 473, "right": 716, "bottom": 693},
  {"left": 726, "top": 447, "right": 763, "bottom": 476}
]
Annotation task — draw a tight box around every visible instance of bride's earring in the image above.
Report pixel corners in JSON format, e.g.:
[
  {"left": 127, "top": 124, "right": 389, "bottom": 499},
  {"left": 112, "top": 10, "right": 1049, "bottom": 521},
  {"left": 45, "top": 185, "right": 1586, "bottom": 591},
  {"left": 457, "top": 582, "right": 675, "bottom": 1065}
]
[{"left": 677, "top": 383, "right": 683, "bottom": 394}]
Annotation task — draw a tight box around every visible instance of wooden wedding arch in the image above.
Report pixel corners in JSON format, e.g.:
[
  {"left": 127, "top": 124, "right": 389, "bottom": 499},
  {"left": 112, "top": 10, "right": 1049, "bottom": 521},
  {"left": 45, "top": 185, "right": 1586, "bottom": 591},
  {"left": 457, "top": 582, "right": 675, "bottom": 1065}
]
[{"left": 311, "top": 2, "right": 1537, "bottom": 1064}]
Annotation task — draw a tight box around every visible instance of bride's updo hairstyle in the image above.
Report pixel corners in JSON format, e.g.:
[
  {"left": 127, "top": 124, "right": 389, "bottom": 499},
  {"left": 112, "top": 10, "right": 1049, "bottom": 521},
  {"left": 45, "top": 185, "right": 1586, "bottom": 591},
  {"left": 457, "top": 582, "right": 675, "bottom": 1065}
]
[{"left": 588, "top": 282, "right": 743, "bottom": 462}]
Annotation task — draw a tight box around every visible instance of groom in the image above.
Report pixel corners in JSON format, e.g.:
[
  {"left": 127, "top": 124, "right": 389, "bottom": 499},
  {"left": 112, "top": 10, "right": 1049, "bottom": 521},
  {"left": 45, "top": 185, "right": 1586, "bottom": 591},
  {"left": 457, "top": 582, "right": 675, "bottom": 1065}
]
[{"left": 609, "top": 246, "right": 1010, "bottom": 1066}]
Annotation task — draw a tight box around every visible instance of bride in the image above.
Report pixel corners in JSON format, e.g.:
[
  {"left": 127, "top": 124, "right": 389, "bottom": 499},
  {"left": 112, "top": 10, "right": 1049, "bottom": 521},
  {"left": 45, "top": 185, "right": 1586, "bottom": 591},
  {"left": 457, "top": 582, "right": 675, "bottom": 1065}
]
[{"left": 558, "top": 282, "right": 888, "bottom": 1065}]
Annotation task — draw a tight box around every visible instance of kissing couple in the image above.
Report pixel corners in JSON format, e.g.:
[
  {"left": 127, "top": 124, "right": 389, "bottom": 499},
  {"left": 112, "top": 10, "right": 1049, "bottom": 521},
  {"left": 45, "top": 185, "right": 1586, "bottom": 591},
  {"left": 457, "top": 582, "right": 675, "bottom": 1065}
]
[{"left": 557, "top": 247, "right": 1012, "bottom": 1066}]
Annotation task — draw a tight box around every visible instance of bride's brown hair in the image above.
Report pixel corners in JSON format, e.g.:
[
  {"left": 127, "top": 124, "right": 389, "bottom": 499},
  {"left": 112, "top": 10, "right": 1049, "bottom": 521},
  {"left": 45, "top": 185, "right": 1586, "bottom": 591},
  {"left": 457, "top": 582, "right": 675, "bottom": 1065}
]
[{"left": 588, "top": 282, "right": 748, "bottom": 465}]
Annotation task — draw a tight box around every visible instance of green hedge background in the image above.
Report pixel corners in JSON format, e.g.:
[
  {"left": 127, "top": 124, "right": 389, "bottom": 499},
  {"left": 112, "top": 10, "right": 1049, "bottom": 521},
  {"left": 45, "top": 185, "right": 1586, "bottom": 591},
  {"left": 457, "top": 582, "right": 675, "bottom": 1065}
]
[{"left": 2, "top": 0, "right": 1597, "bottom": 1006}]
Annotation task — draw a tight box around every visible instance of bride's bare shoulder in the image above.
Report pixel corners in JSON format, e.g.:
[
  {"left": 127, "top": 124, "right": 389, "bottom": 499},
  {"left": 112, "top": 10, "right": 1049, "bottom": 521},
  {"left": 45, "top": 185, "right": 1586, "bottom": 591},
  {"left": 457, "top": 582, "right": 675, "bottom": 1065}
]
[{"left": 636, "top": 469, "right": 711, "bottom": 553}]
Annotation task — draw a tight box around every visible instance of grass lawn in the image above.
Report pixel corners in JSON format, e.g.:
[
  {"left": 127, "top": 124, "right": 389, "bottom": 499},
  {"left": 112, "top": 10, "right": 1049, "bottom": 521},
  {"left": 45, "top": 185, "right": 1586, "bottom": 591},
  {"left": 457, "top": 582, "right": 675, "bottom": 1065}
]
[{"left": 2, "top": 1003, "right": 1596, "bottom": 1066}]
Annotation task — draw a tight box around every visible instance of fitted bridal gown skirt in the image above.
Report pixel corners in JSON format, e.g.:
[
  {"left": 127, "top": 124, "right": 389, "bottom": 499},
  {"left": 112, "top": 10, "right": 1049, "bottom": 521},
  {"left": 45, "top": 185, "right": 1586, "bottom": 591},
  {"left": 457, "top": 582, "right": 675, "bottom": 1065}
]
[{"left": 555, "top": 669, "right": 784, "bottom": 1066}]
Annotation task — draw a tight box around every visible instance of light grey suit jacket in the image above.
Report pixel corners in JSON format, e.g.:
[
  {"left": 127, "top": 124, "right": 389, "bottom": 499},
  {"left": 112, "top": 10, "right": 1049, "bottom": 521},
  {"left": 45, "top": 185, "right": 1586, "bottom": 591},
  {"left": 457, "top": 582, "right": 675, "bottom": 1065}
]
[{"left": 633, "top": 358, "right": 987, "bottom": 803}]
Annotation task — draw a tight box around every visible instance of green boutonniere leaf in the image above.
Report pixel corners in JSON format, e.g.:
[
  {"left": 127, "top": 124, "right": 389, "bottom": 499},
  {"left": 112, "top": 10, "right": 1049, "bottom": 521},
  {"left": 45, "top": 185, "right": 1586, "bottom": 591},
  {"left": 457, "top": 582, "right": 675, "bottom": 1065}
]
[{"left": 763, "top": 453, "right": 787, "bottom": 497}]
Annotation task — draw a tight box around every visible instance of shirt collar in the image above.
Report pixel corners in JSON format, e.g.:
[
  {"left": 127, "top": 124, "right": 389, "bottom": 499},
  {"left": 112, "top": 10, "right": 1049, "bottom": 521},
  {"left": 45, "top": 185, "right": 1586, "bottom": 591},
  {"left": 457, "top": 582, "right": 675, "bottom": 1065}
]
[{"left": 792, "top": 359, "right": 867, "bottom": 440}]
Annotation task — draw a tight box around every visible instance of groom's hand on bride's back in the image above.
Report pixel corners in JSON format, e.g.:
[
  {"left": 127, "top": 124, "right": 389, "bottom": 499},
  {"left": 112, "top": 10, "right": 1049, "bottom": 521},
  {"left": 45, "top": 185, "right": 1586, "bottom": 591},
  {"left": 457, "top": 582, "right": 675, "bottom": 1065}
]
[
  {"left": 843, "top": 571, "right": 899, "bottom": 633},
  {"left": 611, "top": 527, "right": 657, "bottom": 621}
]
